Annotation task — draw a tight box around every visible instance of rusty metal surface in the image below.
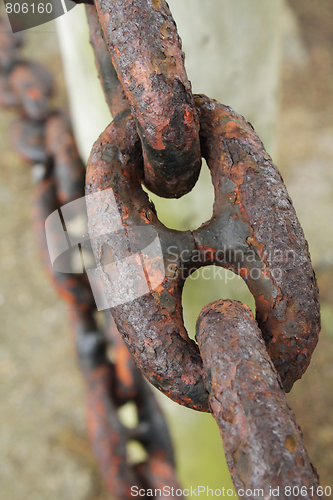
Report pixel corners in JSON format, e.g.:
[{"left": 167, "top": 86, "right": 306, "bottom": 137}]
[
  {"left": 94, "top": 0, "right": 202, "bottom": 198},
  {"left": 194, "top": 94, "right": 320, "bottom": 393},
  {"left": 196, "top": 300, "right": 321, "bottom": 499}
]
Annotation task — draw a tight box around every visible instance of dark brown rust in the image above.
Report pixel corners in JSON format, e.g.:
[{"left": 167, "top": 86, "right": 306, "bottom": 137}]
[
  {"left": 196, "top": 300, "right": 322, "bottom": 499},
  {"left": 94, "top": 0, "right": 202, "bottom": 198}
]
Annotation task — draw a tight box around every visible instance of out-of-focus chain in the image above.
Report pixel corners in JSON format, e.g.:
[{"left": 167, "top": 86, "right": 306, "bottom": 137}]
[{"left": 0, "top": 14, "right": 182, "bottom": 499}]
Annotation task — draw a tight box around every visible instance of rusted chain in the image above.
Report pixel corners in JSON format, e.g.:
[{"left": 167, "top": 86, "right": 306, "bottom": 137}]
[
  {"left": 86, "top": 94, "right": 320, "bottom": 400},
  {"left": 1, "top": 0, "right": 323, "bottom": 496},
  {"left": 0, "top": 15, "right": 181, "bottom": 499},
  {"left": 86, "top": 94, "right": 322, "bottom": 497},
  {"left": 84, "top": 2, "right": 322, "bottom": 493},
  {"left": 197, "top": 300, "right": 321, "bottom": 499}
]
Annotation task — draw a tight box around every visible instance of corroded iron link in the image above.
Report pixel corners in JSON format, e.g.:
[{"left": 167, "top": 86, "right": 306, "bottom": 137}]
[
  {"left": 1, "top": 0, "right": 323, "bottom": 495},
  {"left": 86, "top": 112, "right": 209, "bottom": 411},
  {"left": 85, "top": 91, "right": 321, "bottom": 492},
  {"left": 196, "top": 300, "right": 321, "bottom": 499},
  {"left": 0, "top": 17, "right": 23, "bottom": 71},
  {"left": 86, "top": 95, "right": 320, "bottom": 401},
  {"left": 93, "top": 0, "right": 202, "bottom": 199},
  {"left": 194, "top": 95, "right": 320, "bottom": 392},
  {"left": 0, "top": 16, "right": 181, "bottom": 499}
]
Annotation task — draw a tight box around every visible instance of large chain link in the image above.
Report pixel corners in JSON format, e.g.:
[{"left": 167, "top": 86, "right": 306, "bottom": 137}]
[{"left": 81, "top": 1, "right": 322, "bottom": 498}]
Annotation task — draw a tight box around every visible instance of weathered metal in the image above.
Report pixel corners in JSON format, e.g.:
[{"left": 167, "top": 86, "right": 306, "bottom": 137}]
[
  {"left": 86, "top": 95, "right": 320, "bottom": 407},
  {"left": 93, "top": 0, "right": 202, "bottom": 198},
  {"left": 197, "top": 300, "right": 321, "bottom": 499},
  {"left": 33, "top": 163, "right": 182, "bottom": 498},
  {"left": 194, "top": 95, "right": 320, "bottom": 393},
  {"left": 85, "top": 83, "right": 321, "bottom": 493}
]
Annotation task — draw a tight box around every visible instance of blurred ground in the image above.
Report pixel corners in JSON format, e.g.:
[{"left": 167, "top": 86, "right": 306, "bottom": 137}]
[{"left": 0, "top": 1, "right": 333, "bottom": 499}]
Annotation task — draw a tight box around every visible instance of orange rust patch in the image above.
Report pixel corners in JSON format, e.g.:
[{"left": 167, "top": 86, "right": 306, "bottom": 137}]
[{"left": 115, "top": 346, "right": 134, "bottom": 388}]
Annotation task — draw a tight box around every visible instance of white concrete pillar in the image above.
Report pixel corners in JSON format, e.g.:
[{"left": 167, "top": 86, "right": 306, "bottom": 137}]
[{"left": 168, "top": 0, "right": 283, "bottom": 158}]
